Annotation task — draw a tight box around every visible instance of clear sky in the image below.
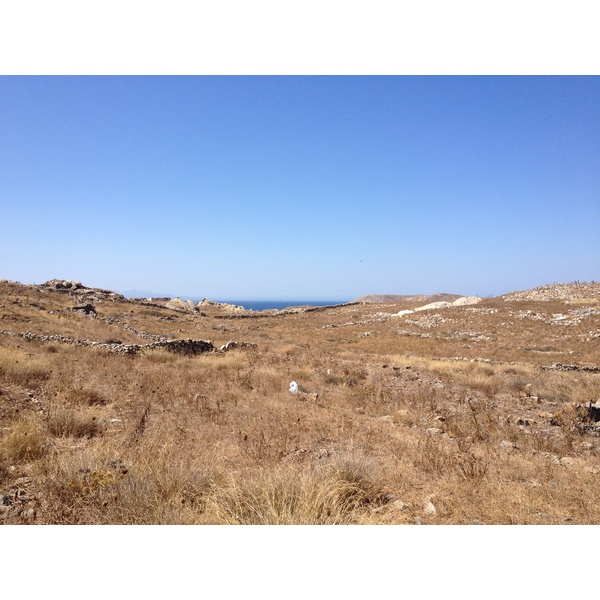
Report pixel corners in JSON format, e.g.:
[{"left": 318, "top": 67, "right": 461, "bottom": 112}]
[{"left": 1, "top": 76, "right": 598, "bottom": 300}]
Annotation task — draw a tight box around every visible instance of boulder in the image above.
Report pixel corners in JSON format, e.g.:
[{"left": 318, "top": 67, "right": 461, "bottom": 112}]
[{"left": 44, "top": 279, "right": 83, "bottom": 291}]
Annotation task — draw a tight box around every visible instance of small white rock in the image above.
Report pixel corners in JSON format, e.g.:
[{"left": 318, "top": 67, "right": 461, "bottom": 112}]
[
  {"left": 426, "top": 427, "right": 444, "bottom": 435},
  {"left": 424, "top": 501, "right": 437, "bottom": 515}
]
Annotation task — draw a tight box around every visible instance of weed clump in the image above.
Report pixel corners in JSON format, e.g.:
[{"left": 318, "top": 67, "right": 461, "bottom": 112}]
[
  {"left": 47, "top": 407, "right": 105, "bottom": 438},
  {"left": 1, "top": 418, "right": 47, "bottom": 462}
]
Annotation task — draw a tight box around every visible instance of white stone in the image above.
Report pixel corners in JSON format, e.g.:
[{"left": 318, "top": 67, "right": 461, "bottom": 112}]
[
  {"left": 452, "top": 296, "right": 482, "bottom": 306},
  {"left": 424, "top": 501, "right": 437, "bottom": 515},
  {"left": 414, "top": 301, "right": 453, "bottom": 312},
  {"left": 426, "top": 427, "right": 444, "bottom": 435}
]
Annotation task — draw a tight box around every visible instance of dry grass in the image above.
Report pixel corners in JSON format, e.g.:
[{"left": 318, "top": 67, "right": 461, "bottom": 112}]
[
  {"left": 0, "top": 347, "right": 51, "bottom": 387},
  {"left": 2, "top": 280, "right": 600, "bottom": 524},
  {"left": 1, "top": 417, "right": 48, "bottom": 462},
  {"left": 202, "top": 448, "right": 384, "bottom": 524}
]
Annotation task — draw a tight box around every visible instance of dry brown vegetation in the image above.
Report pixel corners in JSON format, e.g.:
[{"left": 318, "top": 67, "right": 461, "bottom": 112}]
[{"left": 1, "top": 279, "right": 600, "bottom": 524}]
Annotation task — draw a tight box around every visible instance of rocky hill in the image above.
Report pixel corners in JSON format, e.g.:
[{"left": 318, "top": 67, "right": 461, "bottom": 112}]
[{"left": 502, "top": 282, "right": 600, "bottom": 302}]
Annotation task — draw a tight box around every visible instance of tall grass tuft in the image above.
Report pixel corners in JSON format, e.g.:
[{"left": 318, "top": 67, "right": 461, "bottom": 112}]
[
  {"left": 1, "top": 418, "right": 47, "bottom": 462},
  {"left": 47, "top": 406, "right": 105, "bottom": 438},
  {"left": 203, "top": 449, "right": 383, "bottom": 524}
]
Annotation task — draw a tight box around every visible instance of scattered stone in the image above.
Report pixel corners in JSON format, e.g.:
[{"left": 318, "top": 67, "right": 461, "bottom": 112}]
[
  {"left": 405, "top": 314, "right": 446, "bottom": 328},
  {"left": 13, "top": 477, "right": 32, "bottom": 486},
  {"left": 107, "top": 460, "right": 128, "bottom": 475},
  {"left": 305, "top": 392, "right": 320, "bottom": 403},
  {"left": 73, "top": 303, "right": 97, "bottom": 315},
  {"left": 525, "top": 480, "right": 541, "bottom": 489},
  {"left": 371, "top": 496, "right": 410, "bottom": 514},
  {"left": 219, "top": 340, "right": 257, "bottom": 352},
  {"left": 1, "top": 329, "right": 254, "bottom": 356},
  {"left": 503, "top": 282, "right": 600, "bottom": 302},
  {"left": 423, "top": 501, "right": 437, "bottom": 515},
  {"left": 543, "top": 364, "right": 600, "bottom": 373},
  {"left": 426, "top": 427, "right": 444, "bottom": 435},
  {"left": 537, "top": 411, "right": 554, "bottom": 420},
  {"left": 541, "top": 452, "right": 561, "bottom": 464}
]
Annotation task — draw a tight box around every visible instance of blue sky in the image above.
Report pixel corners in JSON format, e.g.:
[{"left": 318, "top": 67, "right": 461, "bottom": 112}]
[{"left": 1, "top": 76, "right": 598, "bottom": 300}]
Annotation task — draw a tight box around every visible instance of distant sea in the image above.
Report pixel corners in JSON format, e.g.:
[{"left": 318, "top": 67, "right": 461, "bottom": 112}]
[{"left": 209, "top": 300, "right": 351, "bottom": 311}]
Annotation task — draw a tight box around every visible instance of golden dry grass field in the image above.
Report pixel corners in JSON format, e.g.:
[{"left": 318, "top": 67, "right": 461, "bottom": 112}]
[{"left": 1, "top": 279, "right": 600, "bottom": 524}]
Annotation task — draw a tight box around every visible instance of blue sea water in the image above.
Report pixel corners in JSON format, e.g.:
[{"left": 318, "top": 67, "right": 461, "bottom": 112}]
[{"left": 212, "top": 300, "right": 351, "bottom": 311}]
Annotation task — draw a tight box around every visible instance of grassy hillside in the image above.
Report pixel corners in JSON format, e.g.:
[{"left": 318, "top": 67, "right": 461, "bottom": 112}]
[{"left": 1, "top": 279, "right": 600, "bottom": 524}]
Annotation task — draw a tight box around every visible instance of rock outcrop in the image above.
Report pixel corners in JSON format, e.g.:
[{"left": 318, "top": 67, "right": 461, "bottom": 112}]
[
  {"left": 199, "top": 299, "right": 246, "bottom": 312},
  {"left": 41, "top": 280, "right": 125, "bottom": 302},
  {"left": 165, "top": 298, "right": 201, "bottom": 313}
]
